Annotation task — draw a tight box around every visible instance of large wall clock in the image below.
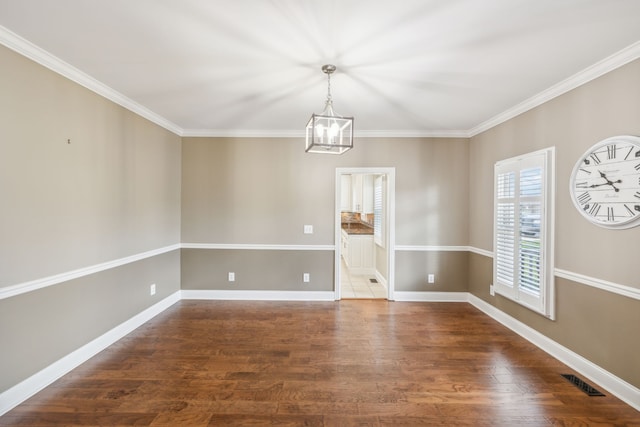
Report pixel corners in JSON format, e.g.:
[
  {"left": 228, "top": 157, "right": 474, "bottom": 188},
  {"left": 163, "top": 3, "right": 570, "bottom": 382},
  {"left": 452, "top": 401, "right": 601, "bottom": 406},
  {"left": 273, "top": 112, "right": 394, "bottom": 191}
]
[{"left": 570, "top": 135, "right": 640, "bottom": 229}]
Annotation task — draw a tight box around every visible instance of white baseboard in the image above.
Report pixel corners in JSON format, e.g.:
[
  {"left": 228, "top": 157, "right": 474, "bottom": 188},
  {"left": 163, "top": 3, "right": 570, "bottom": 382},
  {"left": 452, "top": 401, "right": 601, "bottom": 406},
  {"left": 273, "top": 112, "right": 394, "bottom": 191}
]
[
  {"left": 180, "top": 289, "right": 336, "bottom": 301},
  {"left": 393, "top": 291, "right": 468, "bottom": 302},
  {"left": 0, "top": 291, "right": 181, "bottom": 417},
  {"left": 467, "top": 293, "right": 640, "bottom": 412}
]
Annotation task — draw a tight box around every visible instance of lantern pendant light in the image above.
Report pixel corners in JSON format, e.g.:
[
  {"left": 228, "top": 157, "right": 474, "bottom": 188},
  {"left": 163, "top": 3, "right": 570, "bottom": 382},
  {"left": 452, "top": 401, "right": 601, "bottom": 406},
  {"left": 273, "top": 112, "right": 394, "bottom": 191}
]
[{"left": 305, "top": 64, "right": 354, "bottom": 154}]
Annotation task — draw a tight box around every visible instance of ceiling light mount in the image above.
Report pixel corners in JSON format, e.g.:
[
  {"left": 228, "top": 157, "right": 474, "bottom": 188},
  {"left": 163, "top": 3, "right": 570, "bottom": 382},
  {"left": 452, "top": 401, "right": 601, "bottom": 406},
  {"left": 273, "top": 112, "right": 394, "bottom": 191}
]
[
  {"left": 321, "top": 64, "right": 336, "bottom": 74},
  {"left": 305, "top": 64, "right": 354, "bottom": 154}
]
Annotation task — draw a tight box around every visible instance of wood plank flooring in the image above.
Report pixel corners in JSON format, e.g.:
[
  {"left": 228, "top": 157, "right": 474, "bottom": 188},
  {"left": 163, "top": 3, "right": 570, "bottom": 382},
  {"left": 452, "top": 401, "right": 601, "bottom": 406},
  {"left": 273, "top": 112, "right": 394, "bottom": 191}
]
[{"left": 2, "top": 300, "right": 639, "bottom": 426}]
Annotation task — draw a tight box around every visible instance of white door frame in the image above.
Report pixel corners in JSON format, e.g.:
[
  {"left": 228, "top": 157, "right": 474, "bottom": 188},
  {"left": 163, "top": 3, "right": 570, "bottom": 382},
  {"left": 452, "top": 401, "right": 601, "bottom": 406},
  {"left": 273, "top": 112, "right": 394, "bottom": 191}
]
[{"left": 335, "top": 167, "right": 396, "bottom": 300}]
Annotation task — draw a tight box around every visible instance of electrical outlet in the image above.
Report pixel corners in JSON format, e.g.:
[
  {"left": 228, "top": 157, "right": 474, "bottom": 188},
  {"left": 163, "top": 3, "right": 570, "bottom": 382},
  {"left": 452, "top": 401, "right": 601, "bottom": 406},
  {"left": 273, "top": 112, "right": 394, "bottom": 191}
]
[
  {"left": 428, "top": 274, "right": 435, "bottom": 284},
  {"left": 490, "top": 284, "right": 495, "bottom": 296},
  {"left": 303, "top": 273, "right": 310, "bottom": 283},
  {"left": 150, "top": 284, "right": 156, "bottom": 296},
  {"left": 228, "top": 272, "right": 235, "bottom": 282},
  {"left": 303, "top": 225, "right": 313, "bottom": 234}
]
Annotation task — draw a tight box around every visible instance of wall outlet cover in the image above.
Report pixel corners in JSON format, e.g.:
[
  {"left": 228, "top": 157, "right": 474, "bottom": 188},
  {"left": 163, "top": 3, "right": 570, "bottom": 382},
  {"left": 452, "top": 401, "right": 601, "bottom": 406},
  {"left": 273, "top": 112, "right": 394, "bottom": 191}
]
[
  {"left": 228, "top": 272, "right": 235, "bottom": 282},
  {"left": 150, "top": 284, "right": 156, "bottom": 295},
  {"left": 303, "top": 225, "right": 313, "bottom": 234},
  {"left": 303, "top": 273, "right": 310, "bottom": 283}
]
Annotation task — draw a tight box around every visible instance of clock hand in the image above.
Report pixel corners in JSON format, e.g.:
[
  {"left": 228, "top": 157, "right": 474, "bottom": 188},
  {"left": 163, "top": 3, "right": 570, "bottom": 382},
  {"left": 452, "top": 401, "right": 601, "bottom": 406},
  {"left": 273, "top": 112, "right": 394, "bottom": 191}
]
[
  {"left": 610, "top": 181, "right": 621, "bottom": 192},
  {"left": 597, "top": 170, "right": 622, "bottom": 192}
]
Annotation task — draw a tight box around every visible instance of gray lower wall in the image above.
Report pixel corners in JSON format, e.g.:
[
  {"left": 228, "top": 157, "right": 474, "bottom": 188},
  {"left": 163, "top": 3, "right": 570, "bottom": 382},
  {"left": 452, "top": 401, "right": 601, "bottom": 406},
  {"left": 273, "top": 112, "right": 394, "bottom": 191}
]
[
  {"left": 181, "top": 249, "right": 334, "bottom": 292},
  {"left": 468, "top": 252, "right": 640, "bottom": 389},
  {"left": 181, "top": 249, "right": 470, "bottom": 294},
  {"left": 395, "top": 251, "right": 469, "bottom": 292},
  {"left": 0, "top": 250, "right": 180, "bottom": 393}
]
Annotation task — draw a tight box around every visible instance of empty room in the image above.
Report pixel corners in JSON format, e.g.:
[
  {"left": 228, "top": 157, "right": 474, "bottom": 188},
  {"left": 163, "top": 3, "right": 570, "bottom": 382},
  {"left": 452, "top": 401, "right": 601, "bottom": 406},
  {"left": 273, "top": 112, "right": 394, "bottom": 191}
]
[{"left": 1, "top": 1, "right": 639, "bottom": 425}]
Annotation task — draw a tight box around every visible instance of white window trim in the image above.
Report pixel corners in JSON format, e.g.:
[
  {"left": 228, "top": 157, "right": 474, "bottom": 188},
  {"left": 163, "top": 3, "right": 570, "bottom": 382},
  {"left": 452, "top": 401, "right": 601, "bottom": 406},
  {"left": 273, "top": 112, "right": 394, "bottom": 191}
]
[{"left": 493, "top": 147, "right": 555, "bottom": 320}]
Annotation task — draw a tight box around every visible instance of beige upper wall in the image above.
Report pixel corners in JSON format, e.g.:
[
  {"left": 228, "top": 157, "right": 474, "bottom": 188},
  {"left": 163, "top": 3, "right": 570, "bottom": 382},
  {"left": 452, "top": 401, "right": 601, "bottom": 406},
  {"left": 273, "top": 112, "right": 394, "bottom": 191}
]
[
  {"left": 469, "top": 58, "right": 640, "bottom": 288},
  {"left": 181, "top": 137, "right": 469, "bottom": 247},
  {"left": 0, "top": 45, "right": 182, "bottom": 287}
]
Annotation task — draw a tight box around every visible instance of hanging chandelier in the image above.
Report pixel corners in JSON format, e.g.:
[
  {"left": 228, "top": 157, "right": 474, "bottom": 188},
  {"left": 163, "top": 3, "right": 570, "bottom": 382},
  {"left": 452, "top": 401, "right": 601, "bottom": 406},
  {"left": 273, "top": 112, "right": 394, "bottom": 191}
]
[{"left": 305, "top": 64, "right": 354, "bottom": 154}]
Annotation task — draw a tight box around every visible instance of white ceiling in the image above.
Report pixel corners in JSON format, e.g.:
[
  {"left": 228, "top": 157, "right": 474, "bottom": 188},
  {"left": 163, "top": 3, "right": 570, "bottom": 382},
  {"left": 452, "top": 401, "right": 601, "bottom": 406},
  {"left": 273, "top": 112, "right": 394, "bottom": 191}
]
[{"left": 1, "top": 0, "right": 640, "bottom": 137}]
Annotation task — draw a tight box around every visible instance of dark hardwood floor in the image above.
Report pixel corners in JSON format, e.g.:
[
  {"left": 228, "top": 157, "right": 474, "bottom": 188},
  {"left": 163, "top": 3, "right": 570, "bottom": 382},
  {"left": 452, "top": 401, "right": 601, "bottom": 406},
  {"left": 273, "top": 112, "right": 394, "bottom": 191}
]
[{"left": 2, "top": 300, "right": 639, "bottom": 426}]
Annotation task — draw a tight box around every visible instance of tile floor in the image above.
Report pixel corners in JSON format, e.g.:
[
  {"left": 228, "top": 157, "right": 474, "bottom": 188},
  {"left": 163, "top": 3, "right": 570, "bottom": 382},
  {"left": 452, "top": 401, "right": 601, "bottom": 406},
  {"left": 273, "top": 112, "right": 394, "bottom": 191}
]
[{"left": 340, "top": 259, "right": 387, "bottom": 299}]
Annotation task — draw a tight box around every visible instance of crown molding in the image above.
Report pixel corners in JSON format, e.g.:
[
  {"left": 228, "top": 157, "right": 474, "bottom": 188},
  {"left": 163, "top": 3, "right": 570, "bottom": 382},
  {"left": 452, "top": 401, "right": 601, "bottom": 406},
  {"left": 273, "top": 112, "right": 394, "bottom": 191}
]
[
  {"left": 0, "top": 25, "right": 184, "bottom": 136},
  {"left": 181, "top": 129, "right": 471, "bottom": 138},
  {"left": 181, "top": 129, "right": 304, "bottom": 138},
  {"left": 356, "top": 129, "right": 471, "bottom": 138},
  {"left": 468, "top": 40, "right": 640, "bottom": 137}
]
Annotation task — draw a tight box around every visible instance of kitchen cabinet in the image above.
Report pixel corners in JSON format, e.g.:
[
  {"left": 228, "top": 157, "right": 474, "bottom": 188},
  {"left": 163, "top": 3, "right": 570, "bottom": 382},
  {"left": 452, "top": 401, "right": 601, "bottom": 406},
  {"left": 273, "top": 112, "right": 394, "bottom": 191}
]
[
  {"left": 341, "top": 231, "right": 375, "bottom": 275},
  {"left": 350, "top": 174, "right": 374, "bottom": 213},
  {"left": 340, "top": 175, "right": 352, "bottom": 211},
  {"left": 351, "top": 174, "right": 363, "bottom": 212}
]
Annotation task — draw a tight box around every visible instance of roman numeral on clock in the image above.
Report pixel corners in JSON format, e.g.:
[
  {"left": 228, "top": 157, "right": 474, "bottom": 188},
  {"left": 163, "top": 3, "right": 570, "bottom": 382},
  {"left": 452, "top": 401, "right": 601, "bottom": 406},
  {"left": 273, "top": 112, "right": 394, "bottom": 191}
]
[
  {"left": 607, "top": 207, "right": 614, "bottom": 221},
  {"left": 588, "top": 203, "right": 601, "bottom": 216},
  {"left": 577, "top": 192, "right": 591, "bottom": 205},
  {"left": 607, "top": 145, "right": 616, "bottom": 160},
  {"left": 589, "top": 153, "right": 601, "bottom": 165},
  {"left": 625, "top": 204, "right": 636, "bottom": 216},
  {"left": 625, "top": 147, "right": 634, "bottom": 160}
]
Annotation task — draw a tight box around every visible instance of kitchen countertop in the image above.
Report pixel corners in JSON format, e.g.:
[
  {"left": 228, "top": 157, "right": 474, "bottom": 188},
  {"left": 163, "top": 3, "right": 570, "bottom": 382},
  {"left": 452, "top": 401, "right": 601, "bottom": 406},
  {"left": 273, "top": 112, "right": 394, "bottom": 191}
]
[{"left": 341, "top": 222, "right": 374, "bottom": 235}]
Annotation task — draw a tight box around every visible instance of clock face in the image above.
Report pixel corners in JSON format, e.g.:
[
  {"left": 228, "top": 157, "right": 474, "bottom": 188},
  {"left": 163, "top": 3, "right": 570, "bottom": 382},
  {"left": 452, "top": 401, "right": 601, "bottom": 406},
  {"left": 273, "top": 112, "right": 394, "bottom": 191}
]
[{"left": 570, "top": 135, "right": 640, "bottom": 229}]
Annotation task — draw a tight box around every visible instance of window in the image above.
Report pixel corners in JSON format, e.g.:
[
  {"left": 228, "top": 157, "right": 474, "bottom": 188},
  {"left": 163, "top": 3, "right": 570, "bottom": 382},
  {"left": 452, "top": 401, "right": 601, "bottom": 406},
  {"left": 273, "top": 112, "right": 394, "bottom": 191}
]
[
  {"left": 493, "top": 147, "right": 555, "bottom": 319},
  {"left": 374, "top": 175, "right": 384, "bottom": 247}
]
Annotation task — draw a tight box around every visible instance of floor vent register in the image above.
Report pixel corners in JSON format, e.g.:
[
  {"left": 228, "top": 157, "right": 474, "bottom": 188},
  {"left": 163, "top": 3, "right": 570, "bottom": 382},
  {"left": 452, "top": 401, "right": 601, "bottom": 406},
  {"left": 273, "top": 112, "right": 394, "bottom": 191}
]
[{"left": 561, "top": 374, "right": 605, "bottom": 396}]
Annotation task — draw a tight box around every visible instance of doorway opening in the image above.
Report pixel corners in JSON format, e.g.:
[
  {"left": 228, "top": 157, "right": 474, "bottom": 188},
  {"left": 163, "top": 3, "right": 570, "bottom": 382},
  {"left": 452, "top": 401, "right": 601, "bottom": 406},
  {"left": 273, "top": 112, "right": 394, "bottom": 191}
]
[{"left": 335, "top": 168, "right": 395, "bottom": 300}]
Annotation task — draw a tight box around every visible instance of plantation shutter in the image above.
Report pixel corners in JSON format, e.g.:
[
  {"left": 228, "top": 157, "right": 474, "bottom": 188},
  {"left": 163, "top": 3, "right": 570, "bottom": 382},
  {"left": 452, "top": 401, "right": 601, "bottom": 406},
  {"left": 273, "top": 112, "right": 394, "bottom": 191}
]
[
  {"left": 518, "top": 168, "right": 543, "bottom": 296},
  {"left": 374, "top": 175, "right": 383, "bottom": 246},
  {"left": 493, "top": 148, "right": 554, "bottom": 318},
  {"left": 495, "top": 171, "right": 515, "bottom": 287}
]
